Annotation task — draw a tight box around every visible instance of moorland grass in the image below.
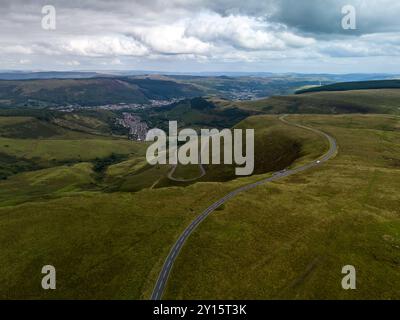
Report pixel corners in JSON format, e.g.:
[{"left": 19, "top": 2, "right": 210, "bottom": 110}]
[
  {"left": 0, "top": 114, "right": 327, "bottom": 299},
  {"left": 1, "top": 114, "right": 398, "bottom": 300},
  {"left": 163, "top": 114, "right": 400, "bottom": 299}
]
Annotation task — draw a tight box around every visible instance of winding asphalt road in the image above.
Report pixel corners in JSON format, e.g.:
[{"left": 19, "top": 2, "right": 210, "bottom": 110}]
[{"left": 150, "top": 115, "right": 338, "bottom": 300}]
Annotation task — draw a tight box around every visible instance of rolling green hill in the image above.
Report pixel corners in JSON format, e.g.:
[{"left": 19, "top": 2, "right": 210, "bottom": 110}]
[
  {"left": 0, "top": 79, "right": 399, "bottom": 300},
  {"left": 296, "top": 79, "right": 400, "bottom": 94},
  {"left": 163, "top": 114, "right": 400, "bottom": 300},
  {"left": 231, "top": 89, "right": 400, "bottom": 115},
  {"left": 0, "top": 106, "right": 138, "bottom": 138},
  {"left": 0, "top": 112, "right": 330, "bottom": 299},
  {"left": 1, "top": 114, "right": 399, "bottom": 299},
  {"left": 0, "top": 115, "right": 147, "bottom": 183},
  {"left": 159, "top": 115, "right": 327, "bottom": 185}
]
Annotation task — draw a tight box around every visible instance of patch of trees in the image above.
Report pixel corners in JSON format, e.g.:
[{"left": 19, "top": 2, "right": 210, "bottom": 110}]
[{"left": 92, "top": 153, "right": 128, "bottom": 174}]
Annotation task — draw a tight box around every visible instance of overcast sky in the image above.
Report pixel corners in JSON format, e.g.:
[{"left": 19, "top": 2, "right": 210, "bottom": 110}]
[{"left": 1, "top": 0, "right": 400, "bottom": 73}]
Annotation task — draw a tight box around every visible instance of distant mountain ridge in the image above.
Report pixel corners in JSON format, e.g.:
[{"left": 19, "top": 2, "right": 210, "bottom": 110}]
[
  {"left": 0, "top": 70, "right": 398, "bottom": 81},
  {"left": 0, "top": 77, "right": 203, "bottom": 107},
  {"left": 0, "top": 71, "right": 103, "bottom": 80},
  {"left": 1, "top": 72, "right": 400, "bottom": 109}
]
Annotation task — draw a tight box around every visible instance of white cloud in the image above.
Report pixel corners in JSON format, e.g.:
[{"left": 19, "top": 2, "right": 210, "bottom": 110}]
[
  {"left": 319, "top": 35, "right": 400, "bottom": 58},
  {"left": 185, "top": 13, "right": 315, "bottom": 51},
  {"left": 1, "top": 45, "right": 33, "bottom": 55},
  {"left": 185, "top": 13, "right": 284, "bottom": 50},
  {"left": 278, "top": 32, "right": 316, "bottom": 48},
  {"left": 62, "top": 36, "right": 148, "bottom": 57},
  {"left": 130, "top": 24, "right": 211, "bottom": 55},
  {"left": 66, "top": 60, "right": 80, "bottom": 66},
  {"left": 19, "top": 59, "right": 31, "bottom": 64},
  {"left": 110, "top": 58, "right": 122, "bottom": 65}
]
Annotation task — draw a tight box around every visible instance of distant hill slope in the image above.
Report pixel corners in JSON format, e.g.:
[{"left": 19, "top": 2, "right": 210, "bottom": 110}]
[
  {"left": 167, "top": 74, "right": 334, "bottom": 99},
  {"left": 231, "top": 89, "right": 400, "bottom": 115},
  {"left": 0, "top": 71, "right": 101, "bottom": 80},
  {"left": 134, "top": 97, "right": 254, "bottom": 130},
  {"left": 296, "top": 80, "right": 400, "bottom": 94},
  {"left": 0, "top": 77, "right": 202, "bottom": 108}
]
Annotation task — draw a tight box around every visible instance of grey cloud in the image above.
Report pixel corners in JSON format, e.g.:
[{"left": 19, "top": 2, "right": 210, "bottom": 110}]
[{"left": 269, "top": 0, "right": 400, "bottom": 35}]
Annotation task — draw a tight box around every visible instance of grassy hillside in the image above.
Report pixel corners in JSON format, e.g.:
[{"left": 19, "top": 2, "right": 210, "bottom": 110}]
[
  {"left": 0, "top": 134, "right": 145, "bottom": 162},
  {"left": 232, "top": 89, "right": 400, "bottom": 115},
  {"left": 2, "top": 114, "right": 399, "bottom": 299},
  {"left": 0, "top": 116, "right": 146, "bottom": 182},
  {"left": 0, "top": 106, "right": 140, "bottom": 138},
  {"left": 105, "top": 114, "right": 326, "bottom": 191},
  {"left": 0, "top": 103, "right": 399, "bottom": 300},
  {"left": 0, "top": 112, "right": 332, "bottom": 299},
  {"left": 0, "top": 116, "right": 83, "bottom": 139},
  {"left": 163, "top": 115, "right": 327, "bottom": 184},
  {"left": 51, "top": 109, "right": 130, "bottom": 136},
  {"left": 163, "top": 114, "right": 400, "bottom": 300},
  {"left": 0, "top": 185, "right": 236, "bottom": 299}
]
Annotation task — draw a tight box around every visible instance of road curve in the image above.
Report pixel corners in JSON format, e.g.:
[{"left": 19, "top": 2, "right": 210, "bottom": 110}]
[
  {"left": 167, "top": 162, "right": 206, "bottom": 182},
  {"left": 150, "top": 115, "right": 338, "bottom": 300}
]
